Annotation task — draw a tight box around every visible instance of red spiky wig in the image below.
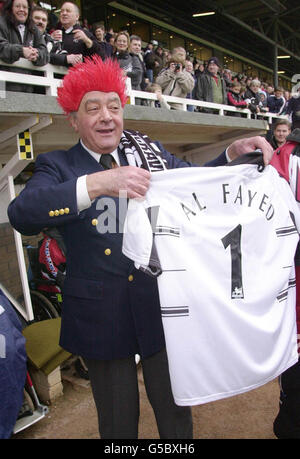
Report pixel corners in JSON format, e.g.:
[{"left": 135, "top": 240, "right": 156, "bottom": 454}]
[{"left": 57, "top": 55, "right": 128, "bottom": 114}]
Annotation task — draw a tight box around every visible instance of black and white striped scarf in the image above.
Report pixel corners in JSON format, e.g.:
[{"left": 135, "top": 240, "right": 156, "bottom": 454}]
[{"left": 119, "top": 129, "right": 168, "bottom": 172}]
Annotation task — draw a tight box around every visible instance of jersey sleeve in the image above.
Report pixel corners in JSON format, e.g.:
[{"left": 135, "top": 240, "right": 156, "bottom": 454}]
[{"left": 122, "top": 199, "right": 162, "bottom": 277}]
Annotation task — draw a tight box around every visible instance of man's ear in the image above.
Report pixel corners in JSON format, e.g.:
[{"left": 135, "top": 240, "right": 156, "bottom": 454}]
[{"left": 68, "top": 113, "right": 79, "bottom": 132}]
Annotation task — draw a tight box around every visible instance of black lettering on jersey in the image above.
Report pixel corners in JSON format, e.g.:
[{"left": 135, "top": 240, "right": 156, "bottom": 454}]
[
  {"left": 222, "top": 184, "right": 274, "bottom": 220},
  {"left": 181, "top": 203, "right": 196, "bottom": 220},
  {"left": 259, "top": 194, "right": 269, "bottom": 212},
  {"left": 258, "top": 194, "right": 275, "bottom": 220},
  {"left": 266, "top": 205, "right": 275, "bottom": 220},
  {"left": 222, "top": 183, "right": 230, "bottom": 203},
  {"left": 248, "top": 190, "right": 257, "bottom": 206},
  {"left": 192, "top": 192, "right": 206, "bottom": 211},
  {"left": 234, "top": 185, "right": 242, "bottom": 204},
  {"left": 222, "top": 224, "right": 244, "bottom": 299},
  {"left": 180, "top": 193, "right": 206, "bottom": 220}
]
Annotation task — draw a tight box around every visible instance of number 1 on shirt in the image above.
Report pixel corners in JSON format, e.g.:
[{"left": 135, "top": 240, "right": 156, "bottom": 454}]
[{"left": 221, "top": 224, "right": 244, "bottom": 299}]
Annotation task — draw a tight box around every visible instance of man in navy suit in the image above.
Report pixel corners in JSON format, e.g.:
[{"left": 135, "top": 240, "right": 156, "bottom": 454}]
[{"left": 8, "top": 56, "right": 273, "bottom": 439}]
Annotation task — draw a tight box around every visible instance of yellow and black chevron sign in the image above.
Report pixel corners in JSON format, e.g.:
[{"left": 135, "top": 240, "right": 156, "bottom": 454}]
[{"left": 17, "top": 130, "right": 33, "bottom": 160}]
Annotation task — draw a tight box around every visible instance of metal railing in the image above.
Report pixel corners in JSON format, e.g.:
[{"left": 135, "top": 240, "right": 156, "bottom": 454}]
[
  {"left": 0, "top": 58, "right": 287, "bottom": 123},
  {"left": 0, "top": 58, "right": 67, "bottom": 96}
]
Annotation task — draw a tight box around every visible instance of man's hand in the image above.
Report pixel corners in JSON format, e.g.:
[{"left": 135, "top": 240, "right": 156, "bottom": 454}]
[
  {"left": 86, "top": 166, "right": 151, "bottom": 201},
  {"left": 169, "top": 62, "right": 182, "bottom": 73},
  {"left": 51, "top": 30, "right": 63, "bottom": 41},
  {"left": 227, "top": 136, "right": 274, "bottom": 165},
  {"left": 73, "top": 29, "right": 93, "bottom": 48},
  {"left": 23, "top": 46, "right": 39, "bottom": 62},
  {"left": 67, "top": 54, "right": 83, "bottom": 65}
]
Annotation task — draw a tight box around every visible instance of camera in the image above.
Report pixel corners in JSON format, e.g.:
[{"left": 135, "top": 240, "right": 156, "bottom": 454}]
[
  {"left": 248, "top": 97, "right": 259, "bottom": 114},
  {"left": 175, "top": 63, "right": 181, "bottom": 71}
]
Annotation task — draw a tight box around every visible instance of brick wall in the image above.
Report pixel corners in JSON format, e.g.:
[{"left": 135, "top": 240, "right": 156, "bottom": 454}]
[{"left": 0, "top": 222, "right": 41, "bottom": 300}]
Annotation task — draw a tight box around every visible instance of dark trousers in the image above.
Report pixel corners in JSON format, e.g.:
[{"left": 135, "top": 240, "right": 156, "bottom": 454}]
[
  {"left": 84, "top": 348, "right": 193, "bottom": 439},
  {"left": 273, "top": 358, "right": 300, "bottom": 439}
]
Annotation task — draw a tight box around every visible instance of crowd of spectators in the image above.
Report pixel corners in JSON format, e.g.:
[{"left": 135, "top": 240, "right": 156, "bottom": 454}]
[{"left": 0, "top": 0, "right": 298, "bottom": 130}]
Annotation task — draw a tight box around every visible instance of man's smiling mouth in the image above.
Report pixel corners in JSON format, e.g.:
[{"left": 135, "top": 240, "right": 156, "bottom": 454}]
[{"left": 97, "top": 128, "right": 114, "bottom": 134}]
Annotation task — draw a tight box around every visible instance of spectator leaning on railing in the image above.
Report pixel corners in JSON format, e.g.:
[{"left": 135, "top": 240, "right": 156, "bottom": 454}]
[
  {"left": 129, "top": 34, "right": 147, "bottom": 92},
  {"left": 258, "top": 90, "right": 269, "bottom": 113},
  {"left": 92, "top": 22, "right": 113, "bottom": 59},
  {"left": 31, "top": 6, "right": 57, "bottom": 54},
  {"left": 227, "top": 81, "right": 248, "bottom": 116},
  {"left": 155, "top": 55, "right": 195, "bottom": 110},
  {"left": 243, "top": 79, "right": 264, "bottom": 115},
  {"left": 193, "top": 57, "right": 227, "bottom": 112},
  {"left": 49, "top": 1, "right": 104, "bottom": 67},
  {"left": 146, "top": 82, "right": 171, "bottom": 110},
  {"left": 113, "top": 31, "right": 142, "bottom": 93},
  {"left": 0, "top": 0, "right": 48, "bottom": 65},
  {"left": 267, "top": 86, "right": 286, "bottom": 116}
]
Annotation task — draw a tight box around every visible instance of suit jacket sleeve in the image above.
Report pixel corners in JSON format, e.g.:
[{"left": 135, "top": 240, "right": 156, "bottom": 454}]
[
  {"left": 84, "top": 29, "right": 105, "bottom": 59},
  {"left": 49, "top": 50, "right": 68, "bottom": 66},
  {"left": 7, "top": 152, "right": 79, "bottom": 235},
  {"left": 204, "top": 151, "right": 227, "bottom": 166}
]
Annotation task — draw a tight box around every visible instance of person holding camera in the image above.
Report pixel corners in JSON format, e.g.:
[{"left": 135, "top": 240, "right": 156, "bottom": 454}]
[{"left": 155, "top": 56, "right": 194, "bottom": 110}]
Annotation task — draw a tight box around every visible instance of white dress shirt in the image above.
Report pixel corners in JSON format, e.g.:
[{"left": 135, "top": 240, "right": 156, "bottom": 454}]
[
  {"left": 17, "top": 24, "right": 26, "bottom": 43},
  {"left": 76, "top": 139, "right": 119, "bottom": 212}
]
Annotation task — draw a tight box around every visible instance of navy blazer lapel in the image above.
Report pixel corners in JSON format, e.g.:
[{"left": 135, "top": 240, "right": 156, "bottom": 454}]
[
  {"left": 70, "top": 141, "right": 105, "bottom": 175},
  {"left": 69, "top": 142, "right": 129, "bottom": 176}
]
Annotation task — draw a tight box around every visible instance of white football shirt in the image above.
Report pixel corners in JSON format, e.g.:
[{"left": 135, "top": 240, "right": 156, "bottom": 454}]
[{"left": 123, "top": 162, "right": 300, "bottom": 406}]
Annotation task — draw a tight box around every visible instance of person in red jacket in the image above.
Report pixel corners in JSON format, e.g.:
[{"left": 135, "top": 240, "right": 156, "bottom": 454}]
[
  {"left": 227, "top": 81, "right": 248, "bottom": 116},
  {"left": 270, "top": 129, "right": 300, "bottom": 439},
  {"left": 38, "top": 227, "right": 66, "bottom": 294}
]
